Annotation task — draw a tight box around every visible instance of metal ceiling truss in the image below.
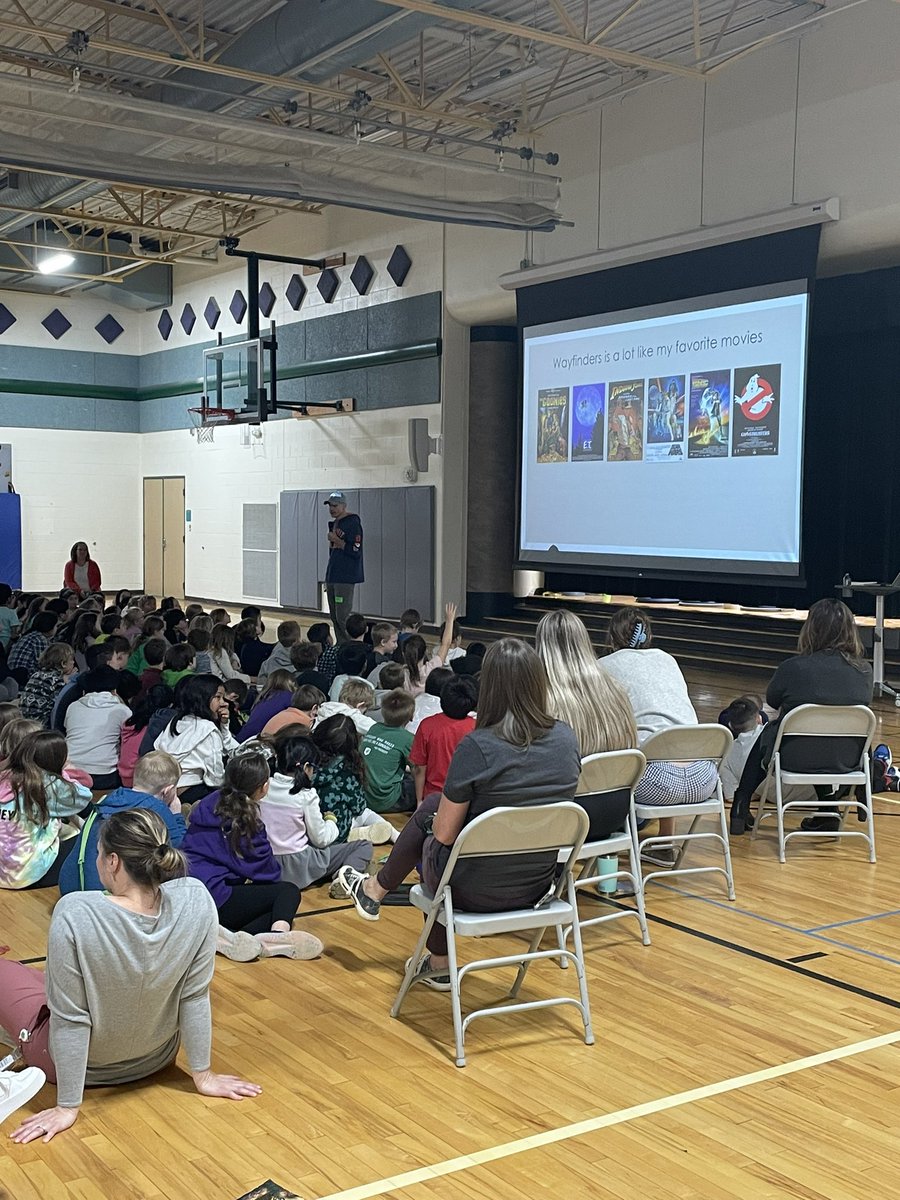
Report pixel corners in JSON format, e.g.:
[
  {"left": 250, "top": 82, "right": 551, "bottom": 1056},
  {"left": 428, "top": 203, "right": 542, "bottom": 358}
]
[{"left": 0, "top": 0, "right": 876, "bottom": 292}]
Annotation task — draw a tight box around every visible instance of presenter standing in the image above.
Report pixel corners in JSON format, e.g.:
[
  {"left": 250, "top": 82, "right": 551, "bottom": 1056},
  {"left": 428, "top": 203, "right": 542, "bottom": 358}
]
[{"left": 324, "top": 491, "right": 363, "bottom": 642}]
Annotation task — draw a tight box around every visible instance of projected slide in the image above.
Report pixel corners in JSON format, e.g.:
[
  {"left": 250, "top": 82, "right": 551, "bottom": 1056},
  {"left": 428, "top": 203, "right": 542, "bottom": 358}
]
[{"left": 519, "top": 283, "right": 809, "bottom": 577}]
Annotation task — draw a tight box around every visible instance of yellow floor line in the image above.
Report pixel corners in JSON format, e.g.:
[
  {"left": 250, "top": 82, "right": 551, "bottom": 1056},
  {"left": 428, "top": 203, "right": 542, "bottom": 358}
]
[{"left": 317, "top": 1029, "right": 900, "bottom": 1200}]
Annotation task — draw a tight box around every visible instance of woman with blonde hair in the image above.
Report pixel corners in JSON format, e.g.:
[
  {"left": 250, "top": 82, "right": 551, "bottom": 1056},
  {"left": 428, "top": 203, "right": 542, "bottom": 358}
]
[
  {"left": 535, "top": 609, "right": 637, "bottom": 755},
  {"left": 0, "top": 808, "right": 261, "bottom": 1141}
]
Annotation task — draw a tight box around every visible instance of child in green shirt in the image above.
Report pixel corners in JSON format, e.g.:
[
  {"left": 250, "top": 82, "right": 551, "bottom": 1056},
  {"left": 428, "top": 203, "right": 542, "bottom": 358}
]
[{"left": 360, "top": 689, "right": 415, "bottom": 813}]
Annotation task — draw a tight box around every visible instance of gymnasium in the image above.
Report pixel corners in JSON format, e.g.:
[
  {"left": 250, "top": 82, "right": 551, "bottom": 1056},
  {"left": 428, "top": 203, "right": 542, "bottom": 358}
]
[{"left": 1, "top": 2, "right": 900, "bottom": 1197}]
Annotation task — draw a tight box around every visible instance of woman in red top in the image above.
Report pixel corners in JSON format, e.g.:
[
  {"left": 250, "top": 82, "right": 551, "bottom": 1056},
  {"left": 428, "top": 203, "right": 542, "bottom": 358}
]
[{"left": 63, "top": 542, "right": 102, "bottom": 598}]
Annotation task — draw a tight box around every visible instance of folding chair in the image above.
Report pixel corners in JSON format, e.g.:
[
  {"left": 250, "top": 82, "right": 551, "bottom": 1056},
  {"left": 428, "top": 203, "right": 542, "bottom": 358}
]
[
  {"left": 390, "top": 802, "right": 593, "bottom": 1067},
  {"left": 557, "top": 749, "right": 650, "bottom": 957},
  {"left": 751, "top": 704, "right": 877, "bottom": 862},
  {"left": 630, "top": 724, "right": 735, "bottom": 900}
]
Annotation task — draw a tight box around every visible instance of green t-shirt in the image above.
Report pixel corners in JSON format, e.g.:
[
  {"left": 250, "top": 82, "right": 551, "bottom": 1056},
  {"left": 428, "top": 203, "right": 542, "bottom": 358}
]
[{"left": 361, "top": 722, "right": 414, "bottom": 812}]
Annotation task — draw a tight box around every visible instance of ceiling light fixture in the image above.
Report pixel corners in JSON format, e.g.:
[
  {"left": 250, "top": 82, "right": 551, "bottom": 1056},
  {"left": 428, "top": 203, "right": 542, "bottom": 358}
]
[{"left": 37, "top": 252, "right": 75, "bottom": 275}]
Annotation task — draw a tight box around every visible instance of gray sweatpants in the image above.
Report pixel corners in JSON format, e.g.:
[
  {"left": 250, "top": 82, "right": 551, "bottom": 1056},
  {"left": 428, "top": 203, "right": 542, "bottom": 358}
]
[{"left": 277, "top": 839, "right": 371, "bottom": 891}]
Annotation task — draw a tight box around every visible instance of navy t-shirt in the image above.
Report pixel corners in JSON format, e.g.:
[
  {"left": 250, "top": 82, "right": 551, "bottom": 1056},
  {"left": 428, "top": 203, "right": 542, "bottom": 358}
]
[{"left": 326, "top": 513, "right": 364, "bottom": 584}]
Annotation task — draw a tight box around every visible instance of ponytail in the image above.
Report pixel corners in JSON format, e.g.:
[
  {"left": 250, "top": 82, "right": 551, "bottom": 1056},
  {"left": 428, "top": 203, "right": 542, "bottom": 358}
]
[
  {"left": 98, "top": 809, "right": 187, "bottom": 886},
  {"left": 401, "top": 634, "right": 427, "bottom": 687},
  {"left": 215, "top": 752, "right": 270, "bottom": 855},
  {"left": 273, "top": 732, "right": 321, "bottom": 797}
]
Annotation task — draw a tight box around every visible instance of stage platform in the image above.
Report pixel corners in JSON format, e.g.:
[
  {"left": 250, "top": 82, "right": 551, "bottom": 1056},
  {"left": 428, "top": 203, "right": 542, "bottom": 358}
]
[{"left": 463, "top": 593, "right": 900, "bottom": 677}]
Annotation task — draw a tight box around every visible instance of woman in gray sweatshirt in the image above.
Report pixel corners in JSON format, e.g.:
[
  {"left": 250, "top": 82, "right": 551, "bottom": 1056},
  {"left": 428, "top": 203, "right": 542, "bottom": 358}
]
[{"left": 1, "top": 809, "right": 261, "bottom": 1143}]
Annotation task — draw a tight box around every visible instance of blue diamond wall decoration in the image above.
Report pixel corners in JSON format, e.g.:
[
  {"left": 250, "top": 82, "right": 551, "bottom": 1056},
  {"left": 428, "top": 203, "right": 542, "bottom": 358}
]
[
  {"left": 258, "top": 282, "right": 276, "bottom": 318},
  {"left": 350, "top": 255, "right": 374, "bottom": 295},
  {"left": 286, "top": 273, "right": 307, "bottom": 311},
  {"left": 387, "top": 244, "right": 411, "bottom": 286},
  {"left": 204, "top": 296, "right": 220, "bottom": 329},
  {"left": 0, "top": 302, "right": 15, "bottom": 336},
  {"left": 317, "top": 268, "right": 339, "bottom": 304},
  {"left": 180, "top": 304, "right": 196, "bottom": 335},
  {"left": 230, "top": 290, "right": 247, "bottom": 323},
  {"left": 158, "top": 309, "right": 173, "bottom": 341},
  {"left": 95, "top": 314, "right": 124, "bottom": 345},
  {"left": 42, "top": 309, "right": 72, "bottom": 340}
]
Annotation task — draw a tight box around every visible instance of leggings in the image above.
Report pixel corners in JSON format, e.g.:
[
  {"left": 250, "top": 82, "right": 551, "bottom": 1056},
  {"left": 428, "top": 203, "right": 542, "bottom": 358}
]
[
  {"left": 0, "top": 961, "right": 55, "bottom": 1081},
  {"left": 217, "top": 881, "right": 301, "bottom": 935}
]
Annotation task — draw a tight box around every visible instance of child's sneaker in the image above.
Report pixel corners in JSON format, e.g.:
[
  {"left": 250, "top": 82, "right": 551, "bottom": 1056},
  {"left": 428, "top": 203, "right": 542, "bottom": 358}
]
[
  {"left": 348, "top": 820, "right": 393, "bottom": 845},
  {"left": 0, "top": 1067, "right": 46, "bottom": 1125},
  {"left": 216, "top": 928, "right": 262, "bottom": 961}
]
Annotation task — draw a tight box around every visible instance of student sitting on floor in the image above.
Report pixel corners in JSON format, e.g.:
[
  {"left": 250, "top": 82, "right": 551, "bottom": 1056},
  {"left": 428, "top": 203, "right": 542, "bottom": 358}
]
[
  {"left": 19, "top": 644, "right": 76, "bottom": 728},
  {"left": 234, "top": 612, "right": 271, "bottom": 679},
  {"left": 308, "top": 621, "right": 338, "bottom": 686},
  {"left": 0, "top": 582, "right": 22, "bottom": 650},
  {"left": 223, "top": 678, "right": 249, "bottom": 738},
  {"left": 290, "top": 640, "right": 332, "bottom": 696},
  {"left": 52, "top": 637, "right": 130, "bottom": 733},
  {"left": 397, "top": 608, "right": 421, "bottom": 647},
  {"left": 409, "top": 675, "right": 478, "bottom": 807},
  {"left": 718, "top": 695, "right": 765, "bottom": 806},
  {"left": 236, "top": 669, "right": 295, "bottom": 743},
  {"left": 256, "top": 620, "right": 302, "bottom": 686},
  {"left": 94, "top": 613, "right": 124, "bottom": 644},
  {"left": 163, "top": 609, "right": 189, "bottom": 645},
  {"left": 153, "top": 674, "right": 239, "bottom": 803},
  {"left": 1, "top": 808, "right": 263, "bottom": 1143},
  {"left": 329, "top": 641, "right": 372, "bottom": 702},
  {"left": 400, "top": 603, "right": 458, "bottom": 698},
  {"left": 0, "top": 729, "right": 93, "bottom": 890},
  {"left": 64, "top": 667, "right": 135, "bottom": 790},
  {"left": 258, "top": 731, "right": 372, "bottom": 896},
  {"left": 360, "top": 689, "right": 416, "bottom": 813},
  {"left": 183, "top": 750, "right": 321, "bottom": 961},
  {"left": 121, "top": 606, "right": 144, "bottom": 647},
  {"left": 187, "top": 628, "right": 213, "bottom": 675},
  {"left": 59, "top": 750, "right": 184, "bottom": 894},
  {"left": 370, "top": 621, "right": 398, "bottom": 667},
  {"left": 161, "top": 642, "right": 195, "bottom": 689},
  {"left": 135, "top": 637, "right": 168, "bottom": 700},
  {"left": 407, "top": 667, "right": 454, "bottom": 734},
  {"left": 209, "top": 624, "right": 251, "bottom": 685},
  {"left": 210, "top": 607, "right": 230, "bottom": 628},
  {"left": 315, "top": 677, "right": 377, "bottom": 736},
  {"left": 370, "top": 662, "right": 406, "bottom": 719},
  {"left": 8, "top": 611, "right": 59, "bottom": 685},
  {"left": 126, "top": 615, "right": 165, "bottom": 676},
  {"left": 312, "top": 713, "right": 393, "bottom": 844},
  {"left": 118, "top": 684, "right": 174, "bottom": 788},
  {"left": 260, "top": 684, "right": 325, "bottom": 738}
]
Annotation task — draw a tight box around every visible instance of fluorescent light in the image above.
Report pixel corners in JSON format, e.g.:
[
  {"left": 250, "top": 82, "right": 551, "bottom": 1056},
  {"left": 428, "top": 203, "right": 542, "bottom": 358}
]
[{"left": 37, "top": 251, "right": 75, "bottom": 275}]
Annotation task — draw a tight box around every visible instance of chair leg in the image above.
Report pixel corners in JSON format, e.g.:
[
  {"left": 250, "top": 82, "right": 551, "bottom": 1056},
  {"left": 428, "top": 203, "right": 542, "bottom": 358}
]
[
  {"left": 865, "top": 778, "right": 877, "bottom": 863},
  {"left": 556, "top": 920, "right": 571, "bottom": 970},
  {"left": 673, "top": 814, "right": 700, "bottom": 869},
  {"left": 566, "top": 873, "right": 595, "bottom": 1046},
  {"left": 716, "top": 789, "right": 736, "bottom": 901},
  {"left": 628, "top": 823, "right": 651, "bottom": 946},
  {"left": 444, "top": 902, "right": 467, "bottom": 1068},
  {"left": 390, "top": 906, "right": 438, "bottom": 1019},
  {"left": 775, "top": 766, "right": 786, "bottom": 863},
  {"left": 509, "top": 926, "right": 548, "bottom": 998}
]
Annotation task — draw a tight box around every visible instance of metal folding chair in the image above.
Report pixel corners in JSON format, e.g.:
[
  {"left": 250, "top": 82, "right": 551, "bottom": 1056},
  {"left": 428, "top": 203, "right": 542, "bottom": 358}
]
[
  {"left": 630, "top": 724, "right": 736, "bottom": 900},
  {"left": 751, "top": 704, "right": 877, "bottom": 862},
  {"left": 390, "top": 802, "right": 593, "bottom": 1067}
]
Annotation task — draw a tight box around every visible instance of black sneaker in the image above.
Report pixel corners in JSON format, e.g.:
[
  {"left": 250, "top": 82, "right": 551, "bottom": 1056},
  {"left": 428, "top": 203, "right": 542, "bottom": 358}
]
[
  {"left": 405, "top": 955, "right": 452, "bottom": 991},
  {"left": 337, "top": 866, "right": 381, "bottom": 921},
  {"left": 800, "top": 813, "right": 841, "bottom": 832},
  {"left": 642, "top": 845, "right": 676, "bottom": 867}
]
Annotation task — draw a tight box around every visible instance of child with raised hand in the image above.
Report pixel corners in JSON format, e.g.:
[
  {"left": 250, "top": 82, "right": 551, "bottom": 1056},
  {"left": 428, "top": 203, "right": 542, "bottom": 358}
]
[
  {"left": 312, "top": 714, "right": 393, "bottom": 845},
  {"left": 59, "top": 749, "right": 185, "bottom": 894},
  {"left": 183, "top": 749, "right": 322, "bottom": 960},
  {"left": 19, "top": 644, "right": 76, "bottom": 727},
  {"left": 0, "top": 729, "right": 93, "bottom": 889},
  {"left": 258, "top": 731, "right": 372, "bottom": 894},
  {"left": 400, "top": 602, "right": 459, "bottom": 698}
]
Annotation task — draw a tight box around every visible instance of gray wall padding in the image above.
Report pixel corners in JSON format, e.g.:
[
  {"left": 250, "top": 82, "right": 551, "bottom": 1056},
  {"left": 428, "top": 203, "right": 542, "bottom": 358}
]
[{"left": 279, "top": 486, "right": 435, "bottom": 620}]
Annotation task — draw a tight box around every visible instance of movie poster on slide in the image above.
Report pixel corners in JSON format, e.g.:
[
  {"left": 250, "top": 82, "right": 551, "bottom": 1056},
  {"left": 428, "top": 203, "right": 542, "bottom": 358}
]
[
  {"left": 607, "top": 380, "right": 644, "bottom": 461},
  {"left": 688, "top": 370, "right": 730, "bottom": 459},
  {"left": 536, "top": 387, "right": 570, "bottom": 463},
  {"left": 645, "top": 375, "right": 685, "bottom": 463},
  {"left": 571, "top": 383, "right": 605, "bottom": 461},
  {"left": 732, "top": 365, "right": 781, "bottom": 457}
]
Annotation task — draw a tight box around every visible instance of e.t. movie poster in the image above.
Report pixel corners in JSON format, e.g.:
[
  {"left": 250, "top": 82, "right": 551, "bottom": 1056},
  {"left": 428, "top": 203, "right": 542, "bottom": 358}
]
[
  {"left": 688, "top": 371, "right": 730, "bottom": 459},
  {"left": 607, "top": 380, "right": 644, "bottom": 461},
  {"left": 732, "top": 365, "right": 780, "bottom": 457},
  {"left": 571, "top": 383, "right": 605, "bottom": 461},
  {"left": 536, "top": 387, "right": 570, "bottom": 463}
]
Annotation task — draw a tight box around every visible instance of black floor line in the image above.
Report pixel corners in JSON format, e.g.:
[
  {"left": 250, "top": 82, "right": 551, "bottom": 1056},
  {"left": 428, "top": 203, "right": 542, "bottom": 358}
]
[
  {"left": 19, "top": 955, "right": 46, "bottom": 965},
  {"left": 786, "top": 952, "right": 829, "bottom": 964},
  {"left": 585, "top": 894, "right": 900, "bottom": 1012}
]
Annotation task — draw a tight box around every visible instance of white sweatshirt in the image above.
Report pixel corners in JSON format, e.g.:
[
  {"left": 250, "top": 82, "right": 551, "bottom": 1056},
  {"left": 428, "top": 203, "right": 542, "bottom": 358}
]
[
  {"left": 257, "top": 774, "right": 338, "bottom": 855},
  {"left": 314, "top": 700, "right": 375, "bottom": 735},
  {"left": 64, "top": 692, "right": 131, "bottom": 774},
  {"left": 153, "top": 715, "right": 238, "bottom": 789}
]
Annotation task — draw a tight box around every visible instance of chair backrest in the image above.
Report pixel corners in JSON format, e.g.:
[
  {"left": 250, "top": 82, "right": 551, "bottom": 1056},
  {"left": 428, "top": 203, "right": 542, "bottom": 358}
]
[
  {"left": 641, "top": 723, "right": 733, "bottom": 765},
  {"left": 773, "top": 703, "right": 876, "bottom": 774},
  {"left": 576, "top": 749, "right": 646, "bottom": 840}
]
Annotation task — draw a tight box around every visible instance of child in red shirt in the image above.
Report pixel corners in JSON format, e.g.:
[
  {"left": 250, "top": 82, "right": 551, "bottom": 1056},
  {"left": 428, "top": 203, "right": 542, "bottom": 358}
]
[{"left": 409, "top": 675, "right": 478, "bottom": 804}]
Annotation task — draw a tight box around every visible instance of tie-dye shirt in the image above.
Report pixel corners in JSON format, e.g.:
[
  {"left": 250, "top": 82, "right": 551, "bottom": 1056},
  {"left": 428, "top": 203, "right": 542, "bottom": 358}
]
[{"left": 0, "top": 772, "right": 92, "bottom": 889}]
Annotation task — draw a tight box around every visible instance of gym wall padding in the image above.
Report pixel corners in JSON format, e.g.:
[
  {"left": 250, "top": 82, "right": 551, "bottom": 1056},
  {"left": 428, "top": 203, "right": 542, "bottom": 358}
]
[
  {"left": 279, "top": 486, "right": 436, "bottom": 621},
  {"left": 0, "top": 493, "right": 22, "bottom": 588}
]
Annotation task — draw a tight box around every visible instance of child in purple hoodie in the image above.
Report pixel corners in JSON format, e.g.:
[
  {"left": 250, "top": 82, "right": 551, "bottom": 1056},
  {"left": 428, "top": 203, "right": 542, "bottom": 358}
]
[{"left": 182, "top": 749, "right": 322, "bottom": 961}]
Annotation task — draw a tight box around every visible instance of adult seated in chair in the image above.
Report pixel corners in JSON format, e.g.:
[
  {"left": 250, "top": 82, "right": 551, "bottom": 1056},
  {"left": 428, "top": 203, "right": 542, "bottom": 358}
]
[
  {"left": 730, "top": 598, "right": 873, "bottom": 835},
  {"left": 599, "top": 606, "right": 718, "bottom": 867},
  {"left": 339, "top": 637, "right": 581, "bottom": 990}
]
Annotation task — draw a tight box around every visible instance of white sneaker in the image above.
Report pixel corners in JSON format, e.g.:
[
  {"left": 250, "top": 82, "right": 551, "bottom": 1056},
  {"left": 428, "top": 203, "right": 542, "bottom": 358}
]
[
  {"left": 216, "top": 927, "right": 262, "bottom": 962},
  {"left": 0, "top": 1067, "right": 46, "bottom": 1125},
  {"left": 348, "top": 820, "right": 393, "bottom": 845},
  {"left": 255, "top": 930, "right": 324, "bottom": 960}
]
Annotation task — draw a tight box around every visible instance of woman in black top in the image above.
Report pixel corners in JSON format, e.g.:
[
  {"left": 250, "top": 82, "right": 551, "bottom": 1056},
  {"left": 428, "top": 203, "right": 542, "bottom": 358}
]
[
  {"left": 337, "top": 637, "right": 581, "bottom": 989},
  {"left": 730, "top": 599, "right": 873, "bottom": 834}
]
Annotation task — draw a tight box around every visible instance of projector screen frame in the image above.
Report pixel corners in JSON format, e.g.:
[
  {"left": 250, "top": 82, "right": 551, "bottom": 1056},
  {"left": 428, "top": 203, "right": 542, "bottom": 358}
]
[{"left": 515, "top": 279, "right": 811, "bottom": 588}]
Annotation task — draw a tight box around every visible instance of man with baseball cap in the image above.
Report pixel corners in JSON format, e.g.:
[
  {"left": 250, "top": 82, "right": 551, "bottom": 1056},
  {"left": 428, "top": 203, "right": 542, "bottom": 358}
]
[{"left": 324, "top": 491, "right": 364, "bottom": 642}]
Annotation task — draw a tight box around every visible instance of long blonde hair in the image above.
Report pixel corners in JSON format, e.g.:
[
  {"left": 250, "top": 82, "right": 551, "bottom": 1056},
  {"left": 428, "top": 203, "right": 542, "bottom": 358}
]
[{"left": 535, "top": 609, "right": 638, "bottom": 755}]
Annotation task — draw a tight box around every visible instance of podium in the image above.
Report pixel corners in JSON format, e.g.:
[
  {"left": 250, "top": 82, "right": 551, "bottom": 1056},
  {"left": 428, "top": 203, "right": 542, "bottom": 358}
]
[{"left": 838, "top": 581, "right": 900, "bottom": 702}]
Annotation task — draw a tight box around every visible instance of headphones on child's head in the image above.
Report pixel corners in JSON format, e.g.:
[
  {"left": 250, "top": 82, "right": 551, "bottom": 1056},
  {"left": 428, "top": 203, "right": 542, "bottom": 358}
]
[{"left": 628, "top": 620, "right": 647, "bottom": 648}]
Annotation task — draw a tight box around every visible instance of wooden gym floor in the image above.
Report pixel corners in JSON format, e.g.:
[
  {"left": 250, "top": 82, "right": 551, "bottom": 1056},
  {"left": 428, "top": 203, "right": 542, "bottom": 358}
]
[{"left": 2, "top": 665, "right": 900, "bottom": 1200}]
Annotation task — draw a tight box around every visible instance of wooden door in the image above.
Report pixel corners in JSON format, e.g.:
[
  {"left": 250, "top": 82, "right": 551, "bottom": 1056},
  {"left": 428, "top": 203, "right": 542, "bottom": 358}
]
[
  {"left": 143, "top": 478, "right": 163, "bottom": 596},
  {"left": 143, "top": 476, "right": 184, "bottom": 599}
]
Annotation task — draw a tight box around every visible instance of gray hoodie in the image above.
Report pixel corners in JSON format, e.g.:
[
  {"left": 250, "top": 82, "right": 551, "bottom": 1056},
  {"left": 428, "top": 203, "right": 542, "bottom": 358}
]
[{"left": 256, "top": 641, "right": 296, "bottom": 686}]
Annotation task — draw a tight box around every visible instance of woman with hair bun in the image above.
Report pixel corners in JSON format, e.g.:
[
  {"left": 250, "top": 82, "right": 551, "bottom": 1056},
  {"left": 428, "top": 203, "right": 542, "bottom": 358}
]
[{"left": 0, "top": 808, "right": 261, "bottom": 1142}]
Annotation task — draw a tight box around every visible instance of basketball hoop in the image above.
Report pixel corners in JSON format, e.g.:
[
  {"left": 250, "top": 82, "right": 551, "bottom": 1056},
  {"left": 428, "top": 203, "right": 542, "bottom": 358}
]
[{"left": 188, "top": 404, "right": 237, "bottom": 443}]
